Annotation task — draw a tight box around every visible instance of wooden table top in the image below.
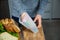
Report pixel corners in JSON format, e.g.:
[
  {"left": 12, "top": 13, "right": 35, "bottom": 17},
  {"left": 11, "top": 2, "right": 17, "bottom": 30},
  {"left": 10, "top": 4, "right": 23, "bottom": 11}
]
[{"left": 23, "top": 27, "right": 45, "bottom": 40}]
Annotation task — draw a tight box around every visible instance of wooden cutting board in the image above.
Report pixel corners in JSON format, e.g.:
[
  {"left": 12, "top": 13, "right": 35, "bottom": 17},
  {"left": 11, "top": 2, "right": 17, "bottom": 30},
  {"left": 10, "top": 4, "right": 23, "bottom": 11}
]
[{"left": 23, "top": 27, "right": 45, "bottom": 40}]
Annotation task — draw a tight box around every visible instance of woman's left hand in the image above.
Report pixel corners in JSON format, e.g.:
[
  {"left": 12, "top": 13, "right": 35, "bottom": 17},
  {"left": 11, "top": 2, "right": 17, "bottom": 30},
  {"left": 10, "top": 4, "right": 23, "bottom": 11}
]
[{"left": 34, "top": 14, "right": 42, "bottom": 28}]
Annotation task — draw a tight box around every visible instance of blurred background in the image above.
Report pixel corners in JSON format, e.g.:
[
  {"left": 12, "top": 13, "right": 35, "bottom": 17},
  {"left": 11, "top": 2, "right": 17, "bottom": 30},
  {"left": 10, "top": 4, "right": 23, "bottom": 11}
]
[{"left": 0, "top": 0, "right": 60, "bottom": 40}]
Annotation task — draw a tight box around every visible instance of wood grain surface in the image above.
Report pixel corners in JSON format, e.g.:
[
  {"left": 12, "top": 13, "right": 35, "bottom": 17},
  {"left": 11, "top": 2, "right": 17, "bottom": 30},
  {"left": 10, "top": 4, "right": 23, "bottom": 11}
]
[{"left": 23, "top": 27, "right": 45, "bottom": 40}]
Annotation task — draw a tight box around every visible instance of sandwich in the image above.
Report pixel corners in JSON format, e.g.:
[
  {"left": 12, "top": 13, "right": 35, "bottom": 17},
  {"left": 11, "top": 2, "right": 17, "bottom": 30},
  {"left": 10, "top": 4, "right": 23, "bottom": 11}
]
[{"left": 0, "top": 18, "right": 21, "bottom": 40}]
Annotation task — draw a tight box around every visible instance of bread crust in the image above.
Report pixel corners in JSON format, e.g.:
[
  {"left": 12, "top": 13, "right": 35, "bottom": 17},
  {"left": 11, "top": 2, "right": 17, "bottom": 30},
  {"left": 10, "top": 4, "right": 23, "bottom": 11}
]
[{"left": 0, "top": 18, "right": 20, "bottom": 33}]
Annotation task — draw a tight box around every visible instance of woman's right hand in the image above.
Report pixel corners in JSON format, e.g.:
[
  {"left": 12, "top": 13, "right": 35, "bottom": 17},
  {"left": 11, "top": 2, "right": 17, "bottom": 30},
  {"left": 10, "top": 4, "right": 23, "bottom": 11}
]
[{"left": 20, "top": 12, "right": 27, "bottom": 22}]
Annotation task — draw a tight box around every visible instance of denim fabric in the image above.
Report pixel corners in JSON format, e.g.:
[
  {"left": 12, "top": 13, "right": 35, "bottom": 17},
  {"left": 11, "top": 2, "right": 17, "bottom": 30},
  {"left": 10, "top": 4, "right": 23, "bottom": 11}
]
[{"left": 8, "top": 0, "right": 48, "bottom": 18}]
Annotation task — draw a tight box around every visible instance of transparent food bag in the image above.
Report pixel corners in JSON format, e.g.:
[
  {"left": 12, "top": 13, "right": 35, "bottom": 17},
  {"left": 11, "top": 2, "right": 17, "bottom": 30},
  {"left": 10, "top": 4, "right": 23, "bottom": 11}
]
[{"left": 19, "top": 12, "right": 38, "bottom": 33}]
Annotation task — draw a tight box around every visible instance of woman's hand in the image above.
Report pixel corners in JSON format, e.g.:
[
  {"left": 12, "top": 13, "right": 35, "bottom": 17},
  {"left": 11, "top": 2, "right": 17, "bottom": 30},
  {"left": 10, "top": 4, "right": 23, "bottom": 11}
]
[
  {"left": 34, "top": 14, "right": 42, "bottom": 28},
  {"left": 20, "top": 12, "right": 42, "bottom": 28}
]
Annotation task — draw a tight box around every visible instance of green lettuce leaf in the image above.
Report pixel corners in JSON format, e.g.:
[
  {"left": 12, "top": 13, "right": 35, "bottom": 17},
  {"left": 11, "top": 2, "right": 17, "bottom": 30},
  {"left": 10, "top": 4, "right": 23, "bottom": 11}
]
[{"left": 0, "top": 22, "right": 18, "bottom": 37}]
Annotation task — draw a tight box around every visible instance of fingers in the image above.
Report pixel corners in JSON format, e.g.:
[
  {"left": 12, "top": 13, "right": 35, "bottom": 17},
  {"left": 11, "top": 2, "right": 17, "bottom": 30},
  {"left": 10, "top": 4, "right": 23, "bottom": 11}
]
[
  {"left": 34, "top": 16, "right": 37, "bottom": 22},
  {"left": 38, "top": 17, "right": 42, "bottom": 28},
  {"left": 20, "top": 12, "right": 26, "bottom": 21},
  {"left": 37, "top": 17, "right": 41, "bottom": 28},
  {"left": 38, "top": 25, "right": 41, "bottom": 28},
  {"left": 34, "top": 14, "right": 42, "bottom": 28}
]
